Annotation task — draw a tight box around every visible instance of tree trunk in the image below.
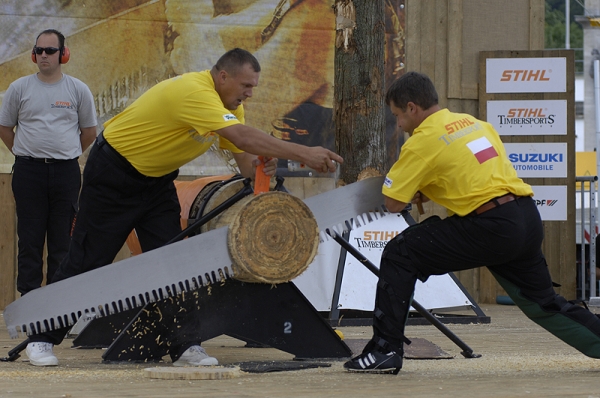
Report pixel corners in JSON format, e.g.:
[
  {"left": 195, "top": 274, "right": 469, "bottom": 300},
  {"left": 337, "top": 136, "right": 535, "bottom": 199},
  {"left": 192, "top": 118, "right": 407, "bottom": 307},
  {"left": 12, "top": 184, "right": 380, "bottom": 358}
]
[{"left": 333, "top": 0, "right": 386, "bottom": 184}]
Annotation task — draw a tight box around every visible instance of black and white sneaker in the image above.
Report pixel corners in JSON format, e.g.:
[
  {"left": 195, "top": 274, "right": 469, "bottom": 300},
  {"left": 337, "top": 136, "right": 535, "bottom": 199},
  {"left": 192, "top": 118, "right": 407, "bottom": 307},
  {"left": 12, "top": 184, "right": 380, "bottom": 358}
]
[{"left": 343, "top": 349, "right": 402, "bottom": 374}]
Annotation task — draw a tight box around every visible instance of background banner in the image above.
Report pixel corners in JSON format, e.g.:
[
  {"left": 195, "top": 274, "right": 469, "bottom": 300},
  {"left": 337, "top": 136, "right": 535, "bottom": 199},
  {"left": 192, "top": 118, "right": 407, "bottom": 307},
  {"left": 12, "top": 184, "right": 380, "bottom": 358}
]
[{"left": 0, "top": 0, "right": 406, "bottom": 175}]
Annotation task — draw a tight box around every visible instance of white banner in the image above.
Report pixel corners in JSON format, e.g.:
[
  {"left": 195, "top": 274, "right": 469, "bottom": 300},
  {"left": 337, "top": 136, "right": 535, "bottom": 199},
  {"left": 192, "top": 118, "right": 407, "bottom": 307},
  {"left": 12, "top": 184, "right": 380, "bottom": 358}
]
[
  {"left": 531, "top": 185, "right": 567, "bottom": 221},
  {"left": 487, "top": 100, "right": 567, "bottom": 135},
  {"left": 338, "top": 213, "right": 473, "bottom": 312},
  {"left": 504, "top": 142, "right": 567, "bottom": 178},
  {"left": 486, "top": 57, "right": 567, "bottom": 93}
]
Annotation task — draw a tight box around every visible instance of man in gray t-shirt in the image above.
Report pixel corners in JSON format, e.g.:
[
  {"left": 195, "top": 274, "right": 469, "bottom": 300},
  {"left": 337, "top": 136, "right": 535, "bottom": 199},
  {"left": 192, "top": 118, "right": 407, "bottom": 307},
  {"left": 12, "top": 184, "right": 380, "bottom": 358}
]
[{"left": 0, "top": 29, "right": 97, "bottom": 367}]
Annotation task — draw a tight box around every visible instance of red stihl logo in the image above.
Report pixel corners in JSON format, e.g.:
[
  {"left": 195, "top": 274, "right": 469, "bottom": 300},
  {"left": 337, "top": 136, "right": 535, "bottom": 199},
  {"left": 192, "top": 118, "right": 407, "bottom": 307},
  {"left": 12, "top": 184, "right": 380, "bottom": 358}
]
[
  {"left": 507, "top": 108, "right": 546, "bottom": 118},
  {"left": 500, "top": 70, "right": 550, "bottom": 82},
  {"left": 445, "top": 117, "right": 475, "bottom": 134}
]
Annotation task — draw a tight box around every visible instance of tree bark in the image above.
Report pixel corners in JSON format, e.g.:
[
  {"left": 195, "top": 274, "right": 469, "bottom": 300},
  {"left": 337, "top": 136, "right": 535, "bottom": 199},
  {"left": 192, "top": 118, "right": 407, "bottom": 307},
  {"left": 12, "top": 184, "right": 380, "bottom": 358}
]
[{"left": 333, "top": 0, "right": 386, "bottom": 184}]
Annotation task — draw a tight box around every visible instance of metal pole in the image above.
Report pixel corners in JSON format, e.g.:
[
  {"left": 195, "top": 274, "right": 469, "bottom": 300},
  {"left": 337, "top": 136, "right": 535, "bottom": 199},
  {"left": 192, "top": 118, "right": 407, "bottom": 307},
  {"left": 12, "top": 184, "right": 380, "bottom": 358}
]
[
  {"left": 566, "top": 0, "right": 570, "bottom": 49},
  {"left": 581, "top": 179, "right": 587, "bottom": 300},
  {"left": 594, "top": 59, "right": 600, "bottom": 298},
  {"left": 591, "top": 185, "right": 597, "bottom": 297}
]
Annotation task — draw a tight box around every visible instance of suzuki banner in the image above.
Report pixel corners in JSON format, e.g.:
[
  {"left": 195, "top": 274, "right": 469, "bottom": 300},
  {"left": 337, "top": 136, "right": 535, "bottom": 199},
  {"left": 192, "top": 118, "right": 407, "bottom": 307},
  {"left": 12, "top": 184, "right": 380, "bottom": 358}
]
[{"left": 504, "top": 142, "right": 568, "bottom": 178}]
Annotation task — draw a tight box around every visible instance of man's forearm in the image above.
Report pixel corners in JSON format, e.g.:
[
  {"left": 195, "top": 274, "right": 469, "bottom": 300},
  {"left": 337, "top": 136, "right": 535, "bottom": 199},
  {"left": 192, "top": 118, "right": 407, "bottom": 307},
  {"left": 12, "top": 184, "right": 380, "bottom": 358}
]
[{"left": 0, "top": 125, "right": 15, "bottom": 154}]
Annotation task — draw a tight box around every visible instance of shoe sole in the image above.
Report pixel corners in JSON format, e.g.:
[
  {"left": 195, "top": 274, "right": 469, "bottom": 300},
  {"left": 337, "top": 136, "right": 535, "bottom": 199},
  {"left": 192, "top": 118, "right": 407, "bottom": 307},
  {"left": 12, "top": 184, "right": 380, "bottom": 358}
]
[
  {"left": 173, "top": 360, "right": 219, "bottom": 367},
  {"left": 29, "top": 359, "right": 59, "bottom": 367},
  {"left": 345, "top": 367, "right": 400, "bottom": 375}
]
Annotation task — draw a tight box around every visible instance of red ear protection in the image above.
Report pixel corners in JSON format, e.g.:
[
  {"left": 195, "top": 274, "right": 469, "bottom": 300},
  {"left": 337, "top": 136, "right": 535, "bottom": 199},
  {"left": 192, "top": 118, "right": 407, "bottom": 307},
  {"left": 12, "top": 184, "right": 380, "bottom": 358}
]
[
  {"left": 31, "top": 46, "right": 70, "bottom": 64},
  {"left": 60, "top": 46, "right": 70, "bottom": 64}
]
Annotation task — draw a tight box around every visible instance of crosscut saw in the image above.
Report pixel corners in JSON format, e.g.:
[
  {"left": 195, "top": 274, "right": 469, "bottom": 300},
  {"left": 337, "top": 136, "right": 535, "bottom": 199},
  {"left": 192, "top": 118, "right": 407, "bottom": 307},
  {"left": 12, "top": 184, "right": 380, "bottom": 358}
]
[{"left": 3, "top": 176, "right": 387, "bottom": 339}]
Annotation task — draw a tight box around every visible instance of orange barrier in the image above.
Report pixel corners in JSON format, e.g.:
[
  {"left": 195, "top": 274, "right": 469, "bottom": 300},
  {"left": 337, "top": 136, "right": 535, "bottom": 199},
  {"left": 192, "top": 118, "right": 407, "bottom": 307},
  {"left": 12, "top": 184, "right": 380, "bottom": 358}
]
[{"left": 125, "top": 174, "right": 235, "bottom": 256}]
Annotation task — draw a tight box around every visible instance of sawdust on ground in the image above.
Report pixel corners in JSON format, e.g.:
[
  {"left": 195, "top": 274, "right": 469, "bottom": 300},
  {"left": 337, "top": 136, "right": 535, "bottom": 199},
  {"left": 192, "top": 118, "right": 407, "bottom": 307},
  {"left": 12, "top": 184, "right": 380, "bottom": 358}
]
[{"left": 1, "top": 304, "right": 599, "bottom": 398}]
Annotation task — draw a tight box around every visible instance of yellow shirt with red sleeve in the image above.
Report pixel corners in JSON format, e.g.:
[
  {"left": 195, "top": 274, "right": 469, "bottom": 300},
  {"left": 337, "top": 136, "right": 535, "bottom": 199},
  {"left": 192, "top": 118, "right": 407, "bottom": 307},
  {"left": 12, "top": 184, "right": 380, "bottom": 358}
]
[
  {"left": 382, "top": 109, "right": 533, "bottom": 217},
  {"left": 102, "top": 71, "right": 244, "bottom": 177}
]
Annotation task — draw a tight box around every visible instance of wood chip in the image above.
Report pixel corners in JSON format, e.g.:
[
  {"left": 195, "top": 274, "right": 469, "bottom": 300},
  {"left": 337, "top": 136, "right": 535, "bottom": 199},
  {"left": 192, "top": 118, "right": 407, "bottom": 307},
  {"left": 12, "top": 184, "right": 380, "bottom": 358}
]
[{"left": 143, "top": 366, "right": 242, "bottom": 380}]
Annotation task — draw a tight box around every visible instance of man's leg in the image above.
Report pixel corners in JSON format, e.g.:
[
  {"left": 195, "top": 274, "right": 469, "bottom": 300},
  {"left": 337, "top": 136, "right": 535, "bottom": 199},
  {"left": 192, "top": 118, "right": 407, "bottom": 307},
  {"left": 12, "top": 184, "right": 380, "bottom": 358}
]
[
  {"left": 45, "top": 159, "right": 81, "bottom": 283},
  {"left": 346, "top": 199, "right": 538, "bottom": 374},
  {"left": 12, "top": 158, "right": 49, "bottom": 295},
  {"left": 488, "top": 198, "right": 600, "bottom": 358},
  {"left": 28, "top": 144, "right": 149, "bottom": 350},
  {"left": 134, "top": 173, "right": 217, "bottom": 366}
]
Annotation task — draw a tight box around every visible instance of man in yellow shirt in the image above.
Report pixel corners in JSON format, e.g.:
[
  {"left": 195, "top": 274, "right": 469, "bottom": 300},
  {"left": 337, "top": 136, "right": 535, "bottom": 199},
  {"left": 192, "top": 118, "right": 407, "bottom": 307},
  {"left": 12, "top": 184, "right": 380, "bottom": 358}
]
[
  {"left": 344, "top": 72, "right": 600, "bottom": 374},
  {"left": 25, "top": 48, "right": 343, "bottom": 367}
]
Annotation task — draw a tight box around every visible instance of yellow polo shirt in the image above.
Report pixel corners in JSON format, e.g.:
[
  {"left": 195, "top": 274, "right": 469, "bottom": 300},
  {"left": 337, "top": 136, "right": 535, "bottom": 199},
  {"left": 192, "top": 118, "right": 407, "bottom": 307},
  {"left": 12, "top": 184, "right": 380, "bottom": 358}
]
[
  {"left": 103, "top": 71, "right": 243, "bottom": 177},
  {"left": 383, "top": 109, "right": 533, "bottom": 216}
]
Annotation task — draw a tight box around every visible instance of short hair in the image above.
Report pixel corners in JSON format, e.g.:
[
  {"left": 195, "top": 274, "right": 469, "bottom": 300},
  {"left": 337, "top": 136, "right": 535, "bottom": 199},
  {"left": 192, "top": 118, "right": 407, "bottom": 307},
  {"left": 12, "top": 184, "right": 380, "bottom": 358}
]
[
  {"left": 36, "top": 29, "right": 65, "bottom": 49},
  {"left": 385, "top": 71, "right": 438, "bottom": 110},
  {"left": 215, "top": 48, "right": 261, "bottom": 75}
]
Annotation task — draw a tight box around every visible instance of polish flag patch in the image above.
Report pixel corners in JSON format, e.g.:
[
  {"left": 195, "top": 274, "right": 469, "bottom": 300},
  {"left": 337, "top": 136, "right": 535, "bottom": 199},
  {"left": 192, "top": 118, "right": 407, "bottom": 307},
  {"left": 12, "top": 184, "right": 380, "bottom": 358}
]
[{"left": 466, "top": 137, "right": 498, "bottom": 164}]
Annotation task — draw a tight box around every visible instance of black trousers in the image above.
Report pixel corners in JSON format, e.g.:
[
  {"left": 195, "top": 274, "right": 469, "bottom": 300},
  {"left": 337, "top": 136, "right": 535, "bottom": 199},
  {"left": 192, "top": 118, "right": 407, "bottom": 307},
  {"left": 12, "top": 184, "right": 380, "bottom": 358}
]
[
  {"left": 373, "top": 196, "right": 600, "bottom": 358},
  {"left": 12, "top": 157, "right": 80, "bottom": 295},
  {"left": 29, "top": 137, "right": 194, "bottom": 360}
]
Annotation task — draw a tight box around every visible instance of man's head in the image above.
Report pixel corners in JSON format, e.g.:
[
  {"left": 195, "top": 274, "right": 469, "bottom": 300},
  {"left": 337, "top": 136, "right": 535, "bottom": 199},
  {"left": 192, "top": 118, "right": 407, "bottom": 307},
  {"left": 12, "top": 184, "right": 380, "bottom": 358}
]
[
  {"left": 385, "top": 72, "right": 440, "bottom": 135},
  {"left": 32, "top": 29, "right": 68, "bottom": 74},
  {"left": 212, "top": 48, "right": 261, "bottom": 110}
]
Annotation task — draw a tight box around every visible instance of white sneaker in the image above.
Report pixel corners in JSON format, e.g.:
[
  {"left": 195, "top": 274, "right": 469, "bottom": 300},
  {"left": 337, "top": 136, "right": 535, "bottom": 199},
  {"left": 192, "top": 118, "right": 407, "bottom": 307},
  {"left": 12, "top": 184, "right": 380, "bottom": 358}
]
[
  {"left": 172, "top": 345, "right": 218, "bottom": 367},
  {"left": 25, "top": 342, "right": 58, "bottom": 366}
]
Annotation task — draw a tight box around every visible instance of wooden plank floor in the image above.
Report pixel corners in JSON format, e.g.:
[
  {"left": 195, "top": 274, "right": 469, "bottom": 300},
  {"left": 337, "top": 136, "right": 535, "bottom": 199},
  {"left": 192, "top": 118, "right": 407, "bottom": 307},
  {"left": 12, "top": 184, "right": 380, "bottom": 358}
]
[{"left": 1, "top": 304, "right": 599, "bottom": 397}]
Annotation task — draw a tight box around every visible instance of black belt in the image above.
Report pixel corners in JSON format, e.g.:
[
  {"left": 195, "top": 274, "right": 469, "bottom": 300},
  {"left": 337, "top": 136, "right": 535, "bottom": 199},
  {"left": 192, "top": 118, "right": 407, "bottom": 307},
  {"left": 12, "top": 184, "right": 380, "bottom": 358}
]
[
  {"left": 16, "top": 156, "right": 77, "bottom": 163},
  {"left": 469, "top": 193, "right": 518, "bottom": 216}
]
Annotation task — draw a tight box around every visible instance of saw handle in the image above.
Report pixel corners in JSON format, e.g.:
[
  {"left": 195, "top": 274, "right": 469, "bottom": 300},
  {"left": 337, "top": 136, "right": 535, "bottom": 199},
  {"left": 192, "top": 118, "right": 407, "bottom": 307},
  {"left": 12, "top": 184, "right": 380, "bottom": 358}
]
[{"left": 254, "top": 156, "right": 271, "bottom": 195}]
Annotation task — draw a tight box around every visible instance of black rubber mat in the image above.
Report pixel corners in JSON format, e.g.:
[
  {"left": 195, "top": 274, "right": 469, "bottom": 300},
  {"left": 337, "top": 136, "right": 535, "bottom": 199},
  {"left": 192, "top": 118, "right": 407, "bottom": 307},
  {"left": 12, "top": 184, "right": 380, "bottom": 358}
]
[{"left": 236, "top": 361, "right": 332, "bottom": 373}]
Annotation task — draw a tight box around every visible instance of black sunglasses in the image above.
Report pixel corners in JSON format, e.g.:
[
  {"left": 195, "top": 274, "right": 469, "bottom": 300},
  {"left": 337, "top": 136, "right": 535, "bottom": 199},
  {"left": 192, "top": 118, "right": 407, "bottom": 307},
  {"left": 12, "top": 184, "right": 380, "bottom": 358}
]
[{"left": 33, "top": 46, "right": 60, "bottom": 55}]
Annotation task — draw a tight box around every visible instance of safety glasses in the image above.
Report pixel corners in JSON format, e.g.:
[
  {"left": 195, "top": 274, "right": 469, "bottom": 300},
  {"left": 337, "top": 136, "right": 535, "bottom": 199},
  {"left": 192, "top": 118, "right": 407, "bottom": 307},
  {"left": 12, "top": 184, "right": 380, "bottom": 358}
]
[{"left": 33, "top": 46, "right": 60, "bottom": 55}]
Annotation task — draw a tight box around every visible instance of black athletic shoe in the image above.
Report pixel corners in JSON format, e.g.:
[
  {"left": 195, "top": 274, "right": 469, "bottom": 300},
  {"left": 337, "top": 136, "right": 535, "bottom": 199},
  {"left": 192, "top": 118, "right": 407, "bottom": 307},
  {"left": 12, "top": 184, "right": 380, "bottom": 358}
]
[{"left": 343, "top": 349, "right": 403, "bottom": 374}]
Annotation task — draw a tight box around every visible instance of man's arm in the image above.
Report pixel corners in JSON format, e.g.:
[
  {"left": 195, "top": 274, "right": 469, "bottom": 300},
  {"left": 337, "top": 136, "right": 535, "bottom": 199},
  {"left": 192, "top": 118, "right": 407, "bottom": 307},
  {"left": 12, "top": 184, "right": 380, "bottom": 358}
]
[
  {"left": 0, "top": 125, "right": 15, "bottom": 154},
  {"left": 80, "top": 126, "right": 97, "bottom": 152},
  {"left": 216, "top": 124, "right": 342, "bottom": 173},
  {"left": 384, "top": 196, "right": 408, "bottom": 213}
]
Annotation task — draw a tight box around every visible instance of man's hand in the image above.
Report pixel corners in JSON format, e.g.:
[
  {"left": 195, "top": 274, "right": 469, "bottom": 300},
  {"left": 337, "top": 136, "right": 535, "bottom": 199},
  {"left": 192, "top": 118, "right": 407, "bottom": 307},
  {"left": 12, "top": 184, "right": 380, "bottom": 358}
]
[
  {"left": 302, "top": 147, "right": 343, "bottom": 173},
  {"left": 411, "top": 191, "right": 429, "bottom": 215},
  {"left": 252, "top": 156, "right": 278, "bottom": 176}
]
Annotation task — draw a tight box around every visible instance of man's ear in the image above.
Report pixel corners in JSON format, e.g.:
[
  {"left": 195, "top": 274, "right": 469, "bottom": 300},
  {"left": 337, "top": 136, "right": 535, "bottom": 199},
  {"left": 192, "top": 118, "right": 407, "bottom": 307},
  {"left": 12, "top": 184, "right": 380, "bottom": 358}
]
[{"left": 216, "top": 69, "right": 228, "bottom": 85}]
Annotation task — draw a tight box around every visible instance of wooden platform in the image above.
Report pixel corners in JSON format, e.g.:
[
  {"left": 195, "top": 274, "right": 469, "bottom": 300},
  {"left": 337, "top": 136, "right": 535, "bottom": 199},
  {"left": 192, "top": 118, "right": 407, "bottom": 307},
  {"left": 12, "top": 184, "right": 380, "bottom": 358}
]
[{"left": 1, "top": 304, "right": 599, "bottom": 397}]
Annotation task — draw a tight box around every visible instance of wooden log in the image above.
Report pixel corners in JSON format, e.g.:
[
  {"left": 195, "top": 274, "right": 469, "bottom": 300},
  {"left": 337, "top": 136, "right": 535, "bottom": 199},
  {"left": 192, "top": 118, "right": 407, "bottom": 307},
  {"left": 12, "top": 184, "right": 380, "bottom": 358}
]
[{"left": 225, "top": 192, "right": 319, "bottom": 284}]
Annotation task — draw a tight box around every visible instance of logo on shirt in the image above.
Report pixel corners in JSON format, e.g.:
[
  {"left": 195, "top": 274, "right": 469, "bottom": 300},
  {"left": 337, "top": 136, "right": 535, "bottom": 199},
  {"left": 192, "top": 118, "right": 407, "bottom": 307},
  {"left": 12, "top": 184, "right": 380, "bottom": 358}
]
[
  {"left": 384, "top": 176, "right": 393, "bottom": 188},
  {"left": 223, "top": 114, "right": 237, "bottom": 121},
  {"left": 188, "top": 129, "right": 216, "bottom": 144},
  {"left": 466, "top": 137, "right": 498, "bottom": 164},
  {"left": 50, "top": 100, "right": 75, "bottom": 110}
]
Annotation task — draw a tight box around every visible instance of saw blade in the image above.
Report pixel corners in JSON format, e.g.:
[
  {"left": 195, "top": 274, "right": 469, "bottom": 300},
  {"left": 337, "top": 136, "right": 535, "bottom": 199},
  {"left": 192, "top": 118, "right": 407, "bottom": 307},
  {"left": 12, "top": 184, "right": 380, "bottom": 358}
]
[
  {"left": 3, "top": 177, "right": 386, "bottom": 338},
  {"left": 303, "top": 176, "right": 386, "bottom": 241},
  {"left": 3, "top": 227, "right": 233, "bottom": 338}
]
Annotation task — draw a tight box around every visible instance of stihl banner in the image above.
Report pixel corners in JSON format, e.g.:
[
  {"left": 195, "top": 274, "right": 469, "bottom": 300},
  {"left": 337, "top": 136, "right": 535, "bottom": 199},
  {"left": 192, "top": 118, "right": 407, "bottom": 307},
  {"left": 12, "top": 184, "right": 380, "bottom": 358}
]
[
  {"left": 486, "top": 57, "right": 567, "bottom": 93},
  {"left": 487, "top": 100, "right": 567, "bottom": 136}
]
